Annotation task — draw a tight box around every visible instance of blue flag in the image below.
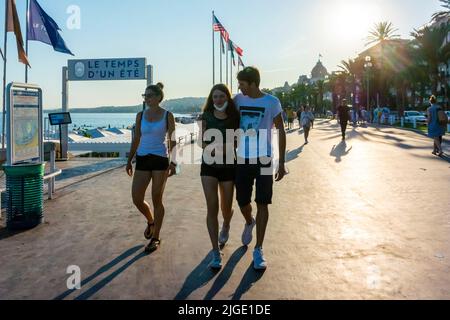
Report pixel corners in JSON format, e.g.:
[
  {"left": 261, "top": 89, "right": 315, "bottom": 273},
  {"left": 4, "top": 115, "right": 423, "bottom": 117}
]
[{"left": 27, "top": 0, "right": 74, "bottom": 55}]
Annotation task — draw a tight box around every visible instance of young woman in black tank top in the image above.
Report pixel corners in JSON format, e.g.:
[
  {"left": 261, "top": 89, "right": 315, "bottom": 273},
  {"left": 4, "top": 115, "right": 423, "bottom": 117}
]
[{"left": 198, "top": 84, "right": 239, "bottom": 269}]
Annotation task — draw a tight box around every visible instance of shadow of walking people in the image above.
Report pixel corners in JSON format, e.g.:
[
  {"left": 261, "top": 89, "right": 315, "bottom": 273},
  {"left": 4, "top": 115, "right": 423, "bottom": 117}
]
[
  {"left": 231, "top": 263, "right": 266, "bottom": 300},
  {"left": 53, "top": 245, "right": 144, "bottom": 300},
  {"left": 174, "top": 251, "right": 220, "bottom": 300},
  {"left": 330, "top": 141, "right": 352, "bottom": 163},
  {"left": 204, "top": 246, "right": 247, "bottom": 300}
]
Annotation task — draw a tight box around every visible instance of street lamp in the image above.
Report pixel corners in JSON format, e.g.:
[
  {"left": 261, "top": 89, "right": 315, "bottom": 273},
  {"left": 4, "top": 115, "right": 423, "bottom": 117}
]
[{"left": 364, "top": 56, "right": 373, "bottom": 119}]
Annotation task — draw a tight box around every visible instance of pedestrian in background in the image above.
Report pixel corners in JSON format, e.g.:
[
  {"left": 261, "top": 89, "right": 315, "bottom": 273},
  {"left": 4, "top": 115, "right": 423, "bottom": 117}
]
[
  {"left": 427, "top": 95, "right": 446, "bottom": 157},
  {"left": 301, "top": 106, "right": 315, "bottom": 144},
  {"left": 337, "top": 99, "right": 350, "bottom": 140}
]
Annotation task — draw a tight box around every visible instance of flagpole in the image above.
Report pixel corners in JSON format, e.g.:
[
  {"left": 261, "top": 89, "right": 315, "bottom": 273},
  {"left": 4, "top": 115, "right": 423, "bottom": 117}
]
[
  {"left": 237, "top": 60, "right": 239, "bottom": 95},
  {"left": 225, "top": 40, "right": 228, "bottom": 87},
  {"left": 2, "top": 0, "right": 9, "bottom": 150},
  {"left": 230, "top": 44, "right": 233, "bottom": 94},
  {"left": 25, "top": 0, "right": 29, "bottom": 83},
  {"left": 212, "top": 11, "right": 215, "bottom": 86},
  {"left": 220, "top": 38, "right": 222, "bottom": 83}
]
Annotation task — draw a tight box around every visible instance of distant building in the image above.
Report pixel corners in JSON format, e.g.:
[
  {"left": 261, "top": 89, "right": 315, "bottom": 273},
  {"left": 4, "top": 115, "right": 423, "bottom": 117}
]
[
  {"left": 310, "top": 60, "right": 329, "bottom": 83},
  {"left": 272, "top": 57, "right": 329, "bottom": 94}
]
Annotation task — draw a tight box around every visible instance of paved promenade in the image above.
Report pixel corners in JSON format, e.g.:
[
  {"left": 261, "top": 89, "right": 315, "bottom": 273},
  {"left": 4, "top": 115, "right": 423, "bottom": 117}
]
[{"left": 0, "top": 120, "right": 449, "bottom": 300}]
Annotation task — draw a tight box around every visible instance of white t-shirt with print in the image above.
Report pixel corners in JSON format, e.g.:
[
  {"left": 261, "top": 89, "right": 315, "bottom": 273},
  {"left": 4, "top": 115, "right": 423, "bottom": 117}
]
[{"left": 234, "top": 93, "right": 283, "bottom": 159}]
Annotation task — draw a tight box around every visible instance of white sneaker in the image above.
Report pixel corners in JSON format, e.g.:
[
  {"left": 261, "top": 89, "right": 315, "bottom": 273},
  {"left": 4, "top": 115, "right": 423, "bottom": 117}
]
[
  {"left": 210, "top": 250, "right": 223, "bottom": 270},
  {"left": 253, "top": 247, "right": 267, "bottom": 270},
  {"left": 241, "top": 217, "right": 256, "bottom": 246},
  {"left": 219, "top": 224, "right": 230, "bottom": 246}
]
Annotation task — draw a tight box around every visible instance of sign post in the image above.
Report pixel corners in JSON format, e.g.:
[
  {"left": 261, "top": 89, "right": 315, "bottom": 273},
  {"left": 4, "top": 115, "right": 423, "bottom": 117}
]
[
  {"left": 60, "top": 57, "right": 153, "bottom": 160},
  {"left": 48, "top": 112, "right": 72, "bottom": 159}
]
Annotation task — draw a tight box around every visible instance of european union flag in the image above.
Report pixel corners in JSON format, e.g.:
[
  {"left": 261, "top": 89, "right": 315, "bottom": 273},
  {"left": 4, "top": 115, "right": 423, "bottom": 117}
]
[{"left": 27, "top": 0, "right": 74, "bottom": 55}]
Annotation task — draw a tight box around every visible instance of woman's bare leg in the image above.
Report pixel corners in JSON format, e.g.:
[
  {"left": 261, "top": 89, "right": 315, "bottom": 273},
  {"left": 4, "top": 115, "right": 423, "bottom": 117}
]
[
  {"left": 219, "top": 181, "right": 235, "bottom": 227},
  {"left": 132, "top": 170, "right": 154, "bottom": 224},
  {"left": 151, "top": 170, "right": 169, "bottom": 240},
  {"left": 202, "top": 176, "right": 220, "bottom": 251}
]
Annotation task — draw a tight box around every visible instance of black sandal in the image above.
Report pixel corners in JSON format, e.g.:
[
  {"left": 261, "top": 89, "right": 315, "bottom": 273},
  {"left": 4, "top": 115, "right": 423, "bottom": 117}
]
[
  {"left": 144, "top": 222, "right": 155, "bottom": 240},
  {"left": 145, "top": 238, "right": 161, "bottom": 253}
]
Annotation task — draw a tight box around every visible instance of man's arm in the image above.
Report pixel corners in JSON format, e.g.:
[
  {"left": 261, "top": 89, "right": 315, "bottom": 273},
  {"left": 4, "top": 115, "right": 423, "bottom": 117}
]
[{"left": 273, "top": 113, "right": 286, "bottom": 182}]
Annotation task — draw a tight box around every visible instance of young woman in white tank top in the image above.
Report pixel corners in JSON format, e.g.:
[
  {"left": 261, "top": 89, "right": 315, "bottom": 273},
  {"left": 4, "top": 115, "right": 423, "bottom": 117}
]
[{"left": 126, "top": 83, "right": 177, "bottom": 254}]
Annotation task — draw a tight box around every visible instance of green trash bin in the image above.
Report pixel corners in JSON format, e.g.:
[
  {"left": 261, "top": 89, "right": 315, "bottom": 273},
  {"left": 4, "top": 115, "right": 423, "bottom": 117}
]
[{"left": 3, "top": 163, "right": 45, "bottom": 230}]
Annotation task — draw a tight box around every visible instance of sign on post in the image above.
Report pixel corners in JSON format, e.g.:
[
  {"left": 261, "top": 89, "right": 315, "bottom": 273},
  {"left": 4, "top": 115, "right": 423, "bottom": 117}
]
[
  {"left": 48, "top": 112, "right": 72, "bottom": 126},
  {"left": 61, "top": 58, "right": 153, "bottom": 160},
  {"left": 67, "top": 58, "right": 147, "bottom": 81},
  {"left": 6, "top": 83, "right": 43, "bottom": 165}
]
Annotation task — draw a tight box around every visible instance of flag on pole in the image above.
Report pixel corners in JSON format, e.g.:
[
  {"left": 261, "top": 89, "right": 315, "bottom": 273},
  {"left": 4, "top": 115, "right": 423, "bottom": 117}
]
[
  {"left": 220, "top": 36, "right": 225, "bottom": 55},
  {"left": 6, "top": 0, "right": 30, "bottom": 66},
  {"left": 27, "top": 0, "right": 74, "bottom": 55},
  {"left": 212, "top": 14, "right": 229, "bottom": 43},
  {"left": 238, "top": 56, "right": 245, "bottom": 68},
  {"left": 232, "top": 42, "right": 243, "bottom": 57},
  {"left": 229, "top": 41, "right": 236, "bottom": 66}
]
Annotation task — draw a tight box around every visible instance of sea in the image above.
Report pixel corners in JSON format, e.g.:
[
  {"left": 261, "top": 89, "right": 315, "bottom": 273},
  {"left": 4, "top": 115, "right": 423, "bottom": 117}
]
[{"left": 0, "top": 112, "right": 194, "bottom": 133}]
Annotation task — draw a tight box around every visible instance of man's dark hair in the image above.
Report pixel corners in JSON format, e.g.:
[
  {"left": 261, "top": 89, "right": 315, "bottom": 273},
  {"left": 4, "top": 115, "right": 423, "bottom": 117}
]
[{"left": 237, "top": 66, "right": 261, "bottom": 87}]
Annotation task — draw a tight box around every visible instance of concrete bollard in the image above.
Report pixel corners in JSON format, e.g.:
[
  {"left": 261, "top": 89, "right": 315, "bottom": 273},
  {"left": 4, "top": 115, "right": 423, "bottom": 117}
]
[{"left": 401, "top": 117, "right": 404, "bottom": 127}]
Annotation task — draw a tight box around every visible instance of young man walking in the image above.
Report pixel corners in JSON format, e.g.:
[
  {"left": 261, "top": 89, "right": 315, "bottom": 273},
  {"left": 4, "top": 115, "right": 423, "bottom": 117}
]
[
  {"left": 337, "top": 99, "right": 350, "bottom": 140},
  {"left": 234, "top": 67, "right": 287, "bottom": 270}
]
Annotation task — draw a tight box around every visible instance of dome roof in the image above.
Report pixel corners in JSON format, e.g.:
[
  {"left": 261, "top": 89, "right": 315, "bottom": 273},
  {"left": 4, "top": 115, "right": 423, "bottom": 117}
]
[{"left": 311, "top": 60, "right": 328, "bottom": 79}]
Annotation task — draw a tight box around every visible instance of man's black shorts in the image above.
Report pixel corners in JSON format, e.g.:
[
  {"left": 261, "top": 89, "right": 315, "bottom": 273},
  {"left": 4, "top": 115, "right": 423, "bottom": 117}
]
[
  {"left": 201, "top": 163, "right": 236, "bottom": 182},
  {"left": 136, "top": 154, "right": 169, "bottom": 171},
  {"left": 235, "top": 159, "right": 273, "bottom": 207}
]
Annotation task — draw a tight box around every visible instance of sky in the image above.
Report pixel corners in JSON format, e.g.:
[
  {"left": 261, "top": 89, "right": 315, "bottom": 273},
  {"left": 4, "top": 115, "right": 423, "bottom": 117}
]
[{"left": 0, "top": 0, "right": 445, "bottom": 109}]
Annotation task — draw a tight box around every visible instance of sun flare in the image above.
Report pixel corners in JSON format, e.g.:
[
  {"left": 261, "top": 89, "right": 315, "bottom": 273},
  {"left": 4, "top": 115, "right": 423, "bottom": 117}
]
[{"left": 329, "top": 1, "right": 383, "bottom": 42}]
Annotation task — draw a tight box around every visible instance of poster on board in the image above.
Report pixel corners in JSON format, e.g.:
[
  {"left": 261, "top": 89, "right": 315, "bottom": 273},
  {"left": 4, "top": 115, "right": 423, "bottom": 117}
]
[{"left": 6, "top": 83, "right": 43, "bottom": 166}]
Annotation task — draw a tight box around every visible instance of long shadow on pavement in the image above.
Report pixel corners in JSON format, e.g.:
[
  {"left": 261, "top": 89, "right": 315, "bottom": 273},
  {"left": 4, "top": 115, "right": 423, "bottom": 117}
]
[
  {"left": 231, "top": 263, "right": 266, "bottom": 300},
  {"left": 174, "top": 251, "right": 220, "bottom": 300},
  {"left": 54, "top": 245, "right": 144, "bottom": 300},
  {"left": 286, "top": 145, "right": 305, "bottom": 162},
  {"left": 330, "top": 141, "right": 352, "bottom": 163},
  {"left": 74, "top": 251, "right": 147, "bottom": 300},
  {"left": 203, "top": 246, "right": 248, "bottom": 300}
]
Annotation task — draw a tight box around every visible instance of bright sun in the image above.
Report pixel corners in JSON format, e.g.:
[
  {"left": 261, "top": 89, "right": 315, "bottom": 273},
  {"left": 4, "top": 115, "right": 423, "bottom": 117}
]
[{"left": 330, "top": 1, "right": 382, "bottom": 42}]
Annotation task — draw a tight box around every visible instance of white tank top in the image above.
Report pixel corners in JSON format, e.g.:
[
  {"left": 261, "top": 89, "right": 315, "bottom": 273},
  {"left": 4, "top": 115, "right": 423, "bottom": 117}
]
[{"left": 136, "top": 110, "right": 168, "bottom": 158}]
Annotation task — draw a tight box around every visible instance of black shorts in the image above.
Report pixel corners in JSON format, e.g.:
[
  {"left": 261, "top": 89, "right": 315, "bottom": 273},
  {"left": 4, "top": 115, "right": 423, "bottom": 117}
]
[
  {"left": 136, "top": 154, "right": 169, "bottom": 171},
  {"left": 201, "top": 163, "right": 236, "bottom": 182},
  {"left": 235, "top": 160, "right": 273, "bottom": 207}
]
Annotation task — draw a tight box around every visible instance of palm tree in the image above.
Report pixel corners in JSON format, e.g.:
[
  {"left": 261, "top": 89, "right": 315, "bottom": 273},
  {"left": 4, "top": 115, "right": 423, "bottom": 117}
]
[
  {"left": 366, "top": 22, "right": 401, "bottom": 106},
  {"left": 366, "top": 21, "right": 400, "bottom": 46},
  {"left": 432, "top": 0, "right": 450, "bottom": 22},
  {"left": 411, "top": 24, "right": 448, "bottom": 96}
]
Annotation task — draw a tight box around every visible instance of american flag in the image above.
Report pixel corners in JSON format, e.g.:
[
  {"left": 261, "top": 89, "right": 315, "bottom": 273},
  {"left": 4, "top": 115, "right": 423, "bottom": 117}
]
[{"left": 213, "top": 15, "right": 229, "bottom": 43}]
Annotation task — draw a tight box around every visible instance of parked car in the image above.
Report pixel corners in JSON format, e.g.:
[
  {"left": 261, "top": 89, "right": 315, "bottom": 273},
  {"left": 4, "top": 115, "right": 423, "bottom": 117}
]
[{"left": 403, "top": 111, "right": 428, "bottom": 125}]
